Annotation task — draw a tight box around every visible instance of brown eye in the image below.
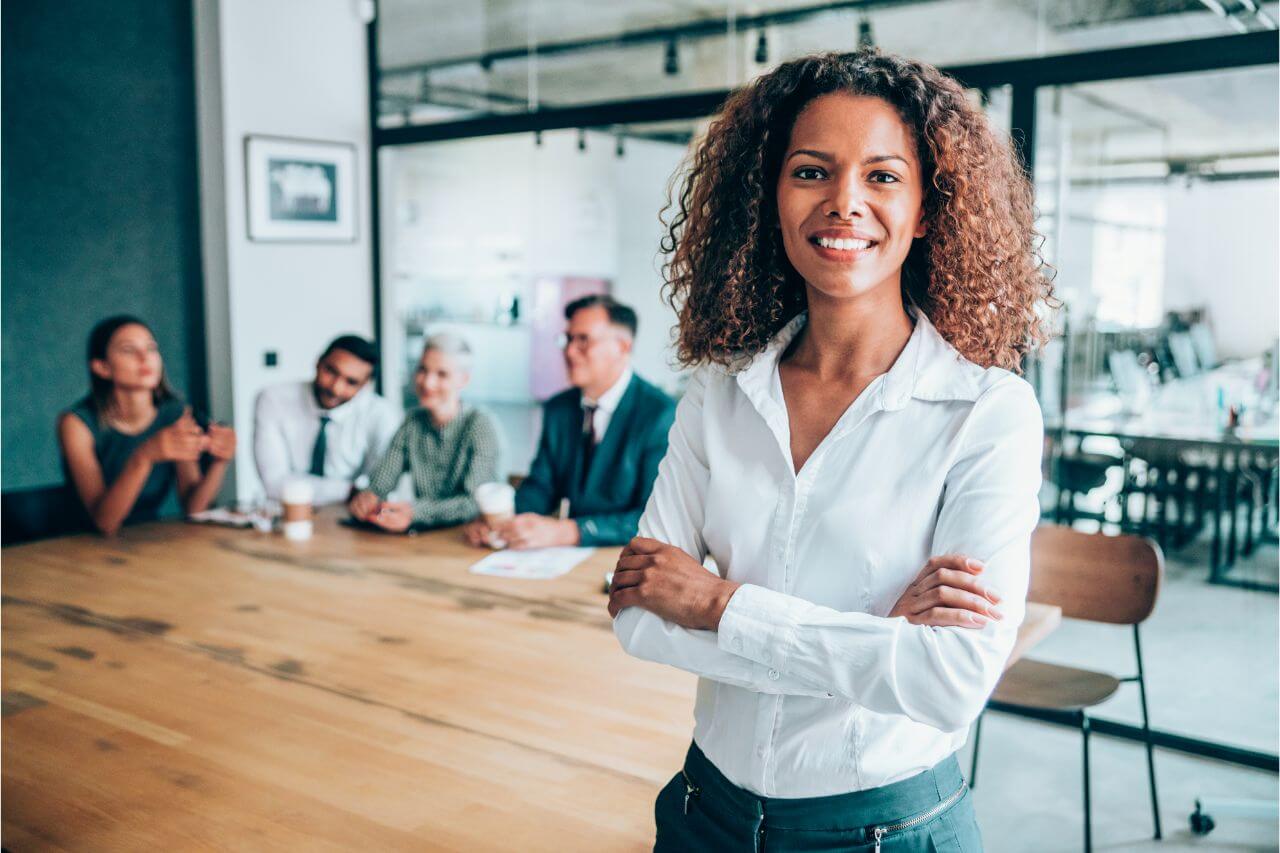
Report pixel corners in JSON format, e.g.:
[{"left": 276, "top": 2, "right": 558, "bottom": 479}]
[{"left": 793, "top": 166, "right": 825, "bottom": 180}]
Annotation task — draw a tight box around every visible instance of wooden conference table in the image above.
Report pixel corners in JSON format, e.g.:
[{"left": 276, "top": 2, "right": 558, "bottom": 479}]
[{"left": 2, "top": 512, "right": 1059, "bottom": 851}]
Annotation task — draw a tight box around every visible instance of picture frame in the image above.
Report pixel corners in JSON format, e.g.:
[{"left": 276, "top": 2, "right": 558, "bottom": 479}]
[{"left": 244, "top": 135, "right": 357, "bottom": 242}]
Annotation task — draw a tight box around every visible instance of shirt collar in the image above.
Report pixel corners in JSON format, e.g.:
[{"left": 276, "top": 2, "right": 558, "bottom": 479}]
[
  {"left": 733, "top": 303, "right": 982, "bottom": 422},
  {"left": 584, "top": 365, "right": 633, "bottom": 413}
]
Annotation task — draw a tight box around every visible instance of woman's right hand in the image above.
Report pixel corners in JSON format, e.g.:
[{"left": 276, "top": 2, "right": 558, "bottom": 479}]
[
  {"left": 142, "top": 409, "right": 206, "bottom": 463},
  {"left": 889, "top": 554, "right": 1004, "bottom": 628},
  {"left": 348, "top": 490, "right": 381, "bottom": 521}
]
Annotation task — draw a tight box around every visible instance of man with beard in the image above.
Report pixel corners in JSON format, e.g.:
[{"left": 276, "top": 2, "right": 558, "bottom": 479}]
[{"left": 253, "top": 335, "right": 399, "bottom": 505}]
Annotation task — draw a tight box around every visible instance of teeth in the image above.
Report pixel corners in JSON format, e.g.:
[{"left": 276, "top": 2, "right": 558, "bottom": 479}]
[{"left": 816, "top": 237, "right": 874, "bottom": 251}]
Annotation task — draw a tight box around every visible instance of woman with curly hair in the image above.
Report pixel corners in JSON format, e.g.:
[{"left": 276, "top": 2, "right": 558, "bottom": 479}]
[{"left": 608, "top": 49, "right": 1052, "bottom": 851}]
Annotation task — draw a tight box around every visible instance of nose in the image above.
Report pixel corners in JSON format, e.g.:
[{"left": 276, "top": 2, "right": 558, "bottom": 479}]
[{"left": 824, "top": 170, "right": 868, "bottom": 220}]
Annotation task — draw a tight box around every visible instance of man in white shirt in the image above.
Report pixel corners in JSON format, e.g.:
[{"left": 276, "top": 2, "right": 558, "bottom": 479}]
[{"left": 253, "top": 335, "right": 400, "bottom": 506}]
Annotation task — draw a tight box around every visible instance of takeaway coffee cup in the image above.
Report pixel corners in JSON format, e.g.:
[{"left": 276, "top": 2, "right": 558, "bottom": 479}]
[
  {"left": 281, "top": 478, "right": 314, "bottom": 541},
  {"left": 474, "top": 482, "right": 515, "bottom": 548}
]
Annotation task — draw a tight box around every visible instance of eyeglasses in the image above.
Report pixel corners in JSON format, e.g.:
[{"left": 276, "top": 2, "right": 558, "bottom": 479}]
[{"left": 556, "top": 332, "right": 616, "bottom": 351}]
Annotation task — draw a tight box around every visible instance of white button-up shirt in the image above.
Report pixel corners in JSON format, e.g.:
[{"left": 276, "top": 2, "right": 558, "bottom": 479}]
[
  {"left": 582, "top": 365, "right": 633, "bottom": 444},
  {"left": 253, "top": 381, "right": 401, "bottom": 505},
  {"left": 614, "top": 308, "right": 1043, "bottom": 798}
]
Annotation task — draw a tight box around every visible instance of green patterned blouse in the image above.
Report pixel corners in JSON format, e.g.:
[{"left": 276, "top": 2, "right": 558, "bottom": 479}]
[{"left": 367, "top": 405, "right": 502, "bottom": 527}]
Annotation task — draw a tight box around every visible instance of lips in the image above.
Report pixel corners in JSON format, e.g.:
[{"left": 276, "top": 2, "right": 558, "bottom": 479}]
[{"left": 807, "top": 231, "right": 879, "bottom": 262}]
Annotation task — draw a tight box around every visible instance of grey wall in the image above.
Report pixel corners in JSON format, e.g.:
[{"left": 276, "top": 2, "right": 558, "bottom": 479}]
[{"left": 2, "top": 0, "right": 206, "bottom": 491}]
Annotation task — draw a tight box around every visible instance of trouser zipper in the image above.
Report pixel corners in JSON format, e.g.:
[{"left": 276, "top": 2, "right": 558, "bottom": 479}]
[
  {"left": 871, "top": 781, "right": 967, "bottom": 852},
  {"left": 681, "top": 770, "right": 700, "bottom": 815}
]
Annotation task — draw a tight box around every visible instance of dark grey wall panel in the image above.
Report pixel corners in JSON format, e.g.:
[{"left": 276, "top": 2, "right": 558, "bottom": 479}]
[{"left": 2, "top": 0, "right": 206, "bottom": 490}]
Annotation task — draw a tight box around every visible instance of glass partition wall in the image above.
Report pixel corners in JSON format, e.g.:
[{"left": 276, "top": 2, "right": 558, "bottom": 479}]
[
  {"left": 371, "top": 0, "right": 1279, "bottom": 774},
  {"left": 378, "top": 127, "right": 690, "bottom": 471}
]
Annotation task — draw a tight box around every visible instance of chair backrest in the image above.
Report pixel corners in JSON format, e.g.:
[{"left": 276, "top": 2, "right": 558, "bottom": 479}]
[
  {"left": 1028, "top": 525, "right": 1163, "bottom": 625},
  {"left": 1, "top": 484, "right": 86, "bottom": 545},
  {"left": 1167, "top": 331, "right": 1200, "bottom": 378},
  {"left": 1108, "top": 350, "right": 1151, "bottom": 411},
  {"left": 1188, "top": 322, "right": 1218, "bottom": 371}
]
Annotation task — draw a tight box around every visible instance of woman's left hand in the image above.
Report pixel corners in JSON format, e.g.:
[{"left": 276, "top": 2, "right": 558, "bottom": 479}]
[
  {"left": 371, "top": 501, "right": 413, "bottom": 533},
  {"left": 607, "top": 537, "right": 740, "bottom": 630},
  {"left": 888, "top": 554, "right": 1004, "bottom": 628}
]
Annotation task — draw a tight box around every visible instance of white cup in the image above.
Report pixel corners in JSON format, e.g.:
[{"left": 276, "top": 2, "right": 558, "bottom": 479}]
[
  {"left": 281, "top": 478, "right": 314, "bottom": 541},
  {"left": 475, "top": 482, "right": 515, "bottom": 524},
  {"left": 474, "top": 482, "right": 515, "bottom": 548}
]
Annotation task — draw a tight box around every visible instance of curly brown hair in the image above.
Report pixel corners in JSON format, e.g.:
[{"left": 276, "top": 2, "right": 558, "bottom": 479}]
[{"left": 661, "top": 49, "right": 1054, "bottom": 372}]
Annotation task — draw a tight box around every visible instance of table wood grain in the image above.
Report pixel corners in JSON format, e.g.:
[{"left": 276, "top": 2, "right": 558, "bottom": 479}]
[{"left": 2, "top": 513, "right": 1059, "bottom": 850}]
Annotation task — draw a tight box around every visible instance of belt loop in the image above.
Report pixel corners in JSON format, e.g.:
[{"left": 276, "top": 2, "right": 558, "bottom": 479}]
[{"left": 753, "top": 799, "right": 765, "bottom": 853}]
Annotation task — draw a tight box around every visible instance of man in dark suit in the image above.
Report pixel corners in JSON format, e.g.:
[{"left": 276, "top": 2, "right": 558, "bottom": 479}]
[{"left": 466, "top": 294, "right": 676, "bottom": 549}]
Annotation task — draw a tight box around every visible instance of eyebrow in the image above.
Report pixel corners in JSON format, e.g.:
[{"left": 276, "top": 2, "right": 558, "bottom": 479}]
[{"left": 786, "top": 149, "right": 911, "bottom": 168}]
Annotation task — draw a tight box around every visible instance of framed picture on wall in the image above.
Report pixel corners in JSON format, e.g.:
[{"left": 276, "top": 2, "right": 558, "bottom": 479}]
[{"left": 244, "top": 136, "right": 357, "bottom": 242}]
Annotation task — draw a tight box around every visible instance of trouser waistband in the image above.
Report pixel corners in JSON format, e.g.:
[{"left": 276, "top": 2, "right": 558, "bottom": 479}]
[{"left": 681, "top": 742, "right": 965, "bottom": 831}]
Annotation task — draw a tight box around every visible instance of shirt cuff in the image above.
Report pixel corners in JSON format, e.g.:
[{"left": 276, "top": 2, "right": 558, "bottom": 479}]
[{"left": 717, "top": 583, "right": 806, "bottom": 677}]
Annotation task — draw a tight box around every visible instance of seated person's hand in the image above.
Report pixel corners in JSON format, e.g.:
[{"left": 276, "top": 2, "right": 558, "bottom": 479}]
[
  {"left": 463, "top": 518, "right": 494, "bottom": 548},
  {"left": 144, "top": 409, "right": 206, "bottom": 463},
  {"left": 205, "top": 423, "right": 237, "bottom": 460},
  {"left": 348, "top": 490, "right": 381, "bottom": 522},
  {"left": 608, "top": 537, "right": 738, "bottom": 630},
  {"left": 370, "top": 501, "right": 413, "bottom": 533},
  {"left": 888, "top": 554, "right": 1003, "bottom": 628},
  {"left": 494, "top": 513, "right": 578, "bottom": 550}
]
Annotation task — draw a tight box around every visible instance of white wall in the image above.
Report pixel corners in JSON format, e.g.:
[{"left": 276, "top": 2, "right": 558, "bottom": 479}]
[
  {"left": 195, "top": 0, "right": 374, "bottom": 501},
  {"left": 1163, "top": 178, "right": 1279, "bottom": 359},
  {"left": 614, "top": 137, "right": 690, "bottom": 389}
]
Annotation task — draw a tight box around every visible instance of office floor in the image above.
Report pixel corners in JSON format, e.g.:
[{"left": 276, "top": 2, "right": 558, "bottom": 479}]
[{"left": 968, "top": 532, "right": 1278, "bottom": 852}]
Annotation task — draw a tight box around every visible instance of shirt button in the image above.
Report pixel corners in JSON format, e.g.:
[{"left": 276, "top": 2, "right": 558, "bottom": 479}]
[
  {"left": 768, "top": 669, "right": 780, "bottom": 681},
  {"left": 733, "top": 637, "right": 743, "bottom": 651},
  {"left": 756, "top": 745, "right": 767, "bottom": 757}
]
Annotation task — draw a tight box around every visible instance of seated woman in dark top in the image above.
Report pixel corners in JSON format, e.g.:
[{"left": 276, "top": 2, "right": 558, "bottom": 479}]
[{"left": 58, "top": 315, "right": 236, "bottom": 535}]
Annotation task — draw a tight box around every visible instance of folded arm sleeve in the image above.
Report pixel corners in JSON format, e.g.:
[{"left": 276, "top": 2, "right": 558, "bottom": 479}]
[
  {"left": 611, "top": 371, "right": 830, "bottom": 696},
  {"left": 714, "top": 379, "right": 1045, "bottom": 731}
]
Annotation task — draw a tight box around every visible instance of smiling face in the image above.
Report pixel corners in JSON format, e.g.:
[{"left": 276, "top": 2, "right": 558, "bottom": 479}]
[
  {"left": 775, "top": 92, "right": 927, "bottom": 304},
  {"left": 91, "top": 323, "right": 163, "bottom": 391},
  {"left": 413, "top": 347, "right": 470, "bottom": 414},
  {"left": 313, "top": 349, "right": 374, "bottom": 410},
  {"left": 562, "top": 305, "right": 631, "bottom": 395}
]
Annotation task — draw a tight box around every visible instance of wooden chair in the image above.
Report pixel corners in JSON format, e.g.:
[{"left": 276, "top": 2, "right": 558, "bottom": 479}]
[{"left": 969, "top": 525, "right": 1164, "bottom": 852}]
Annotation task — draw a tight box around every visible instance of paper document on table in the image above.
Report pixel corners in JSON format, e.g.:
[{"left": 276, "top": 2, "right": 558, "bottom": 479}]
[{"left": 468, "top": 547, "right": 595, "bottom": 580}]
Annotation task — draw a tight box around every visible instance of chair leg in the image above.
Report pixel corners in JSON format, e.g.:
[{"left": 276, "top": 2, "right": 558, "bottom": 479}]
[
  {"left": 1134, "top": 626, "right": 1162, "bottom": 839},
  {"left": 969, "top": 710, "right": 984, "bottom": 789},
  {"left": 1082, "top": 712, "right": 1093, "bottom": 853}
]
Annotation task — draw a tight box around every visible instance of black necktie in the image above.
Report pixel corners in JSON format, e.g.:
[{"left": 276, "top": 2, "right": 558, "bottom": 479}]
[
  {"left": 309, "top": 415, "right": 330, "bottom": 477},
  {"left": 580, "top": 403, "right": 597, "bottom": 488}
]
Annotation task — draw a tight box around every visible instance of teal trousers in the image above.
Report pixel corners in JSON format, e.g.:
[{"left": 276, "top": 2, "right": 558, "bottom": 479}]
[{"left": 654, "top": 742, "right": 983, "bottom": 852}]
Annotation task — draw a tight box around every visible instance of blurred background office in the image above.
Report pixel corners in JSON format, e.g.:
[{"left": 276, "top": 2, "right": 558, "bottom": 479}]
[{"left": 3, "top": 0, "right": 1277, "bottom": 848}]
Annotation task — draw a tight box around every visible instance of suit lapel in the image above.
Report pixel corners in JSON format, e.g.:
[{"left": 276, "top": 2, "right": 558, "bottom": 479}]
[{"left": 582, "top": 375, "right": 638, "bottom": 495}]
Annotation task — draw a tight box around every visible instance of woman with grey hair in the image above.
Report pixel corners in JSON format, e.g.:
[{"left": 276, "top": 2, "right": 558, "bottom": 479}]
[{"left": 348, "top": 333, "right": 501, "bottom": 532}]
